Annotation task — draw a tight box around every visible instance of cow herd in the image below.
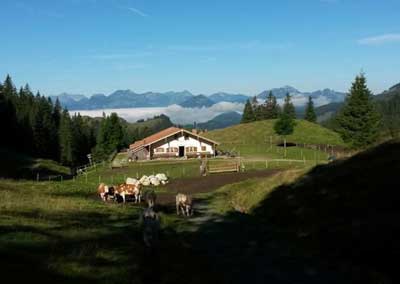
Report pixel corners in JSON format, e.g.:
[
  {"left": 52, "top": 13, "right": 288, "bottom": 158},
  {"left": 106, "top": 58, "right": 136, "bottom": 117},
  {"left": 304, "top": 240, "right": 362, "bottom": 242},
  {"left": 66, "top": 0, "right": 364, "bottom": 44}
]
[{"left": 97, "top": 174, "right": 194, "bottom": 248}]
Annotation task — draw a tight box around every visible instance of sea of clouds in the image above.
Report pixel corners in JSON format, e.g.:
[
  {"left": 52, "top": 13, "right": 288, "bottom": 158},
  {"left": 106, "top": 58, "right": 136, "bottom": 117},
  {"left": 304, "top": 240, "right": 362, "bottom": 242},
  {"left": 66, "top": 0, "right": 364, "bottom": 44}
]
[
  {"left": 74, "top": 95, "right": 329, "bottom": 124},
  {"left": 74, "top": 102, "right": 245, "bottom": 124}
]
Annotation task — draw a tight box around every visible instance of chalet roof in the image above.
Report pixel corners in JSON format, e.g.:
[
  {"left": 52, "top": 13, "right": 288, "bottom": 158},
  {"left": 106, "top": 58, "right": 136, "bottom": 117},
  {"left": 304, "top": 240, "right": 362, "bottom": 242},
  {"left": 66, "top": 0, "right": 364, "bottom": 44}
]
[{"left": 129, "top": 126, "right": 219, "bottom": 152}]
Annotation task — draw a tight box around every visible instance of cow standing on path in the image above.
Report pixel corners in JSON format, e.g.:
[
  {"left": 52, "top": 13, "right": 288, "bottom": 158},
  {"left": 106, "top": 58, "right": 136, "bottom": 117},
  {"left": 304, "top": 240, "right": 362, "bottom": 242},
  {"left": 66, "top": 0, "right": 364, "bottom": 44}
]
[{"left": 115, "top": 183, "right": 141, "bottom": 203}]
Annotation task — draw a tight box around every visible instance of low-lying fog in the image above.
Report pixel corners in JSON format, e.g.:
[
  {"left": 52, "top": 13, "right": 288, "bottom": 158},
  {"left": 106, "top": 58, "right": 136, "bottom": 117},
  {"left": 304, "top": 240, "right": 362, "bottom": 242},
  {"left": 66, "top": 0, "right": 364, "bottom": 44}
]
[
  {"left": 73, "top": 96, "right": 330, "bottom": 124},
  {"left": 74, "top": 102, "right": 244, "bottom": 124}
]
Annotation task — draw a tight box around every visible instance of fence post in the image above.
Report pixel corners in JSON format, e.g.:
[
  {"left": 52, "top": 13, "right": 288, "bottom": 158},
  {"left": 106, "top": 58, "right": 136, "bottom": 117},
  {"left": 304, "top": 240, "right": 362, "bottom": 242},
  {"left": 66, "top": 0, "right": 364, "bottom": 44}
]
[
  {"left": 136, "top": 172, "right": 139, "bottom": 179},
  {"left": 265, "top": 160, "right": 268, "bottom": 169},
  {"left": 303, "top": 156, "right": 306, "bottom": 165},
  {"left": 98, "top": 175, "right": 101, "bottom": 184},
  {"left": 36, "top": 173, "right": 39, "bottom": 182}
]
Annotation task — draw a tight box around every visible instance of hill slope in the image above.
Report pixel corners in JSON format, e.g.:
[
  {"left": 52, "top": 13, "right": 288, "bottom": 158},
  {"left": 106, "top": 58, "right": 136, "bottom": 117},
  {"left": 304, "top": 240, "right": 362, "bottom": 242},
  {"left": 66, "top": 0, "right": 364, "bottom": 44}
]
[
  {"left": 253, "top": 139, "right": 400, "bottom": 282},
  {"left": 200, "top": 139, "right": 400, "bottom": 283},
  {"left": 205, "top": 120, "right": 345, "bottom": 147},
  {"left": 123, "top": 114, "right": 173, "bottom": 144}
]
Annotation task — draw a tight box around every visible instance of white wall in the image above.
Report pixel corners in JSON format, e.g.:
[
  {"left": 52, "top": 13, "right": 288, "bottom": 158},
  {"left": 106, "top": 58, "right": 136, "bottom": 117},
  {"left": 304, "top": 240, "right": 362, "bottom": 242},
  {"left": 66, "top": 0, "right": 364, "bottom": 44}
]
[{"left": 154, "top": 135, "right": 214, "bottom": 156}]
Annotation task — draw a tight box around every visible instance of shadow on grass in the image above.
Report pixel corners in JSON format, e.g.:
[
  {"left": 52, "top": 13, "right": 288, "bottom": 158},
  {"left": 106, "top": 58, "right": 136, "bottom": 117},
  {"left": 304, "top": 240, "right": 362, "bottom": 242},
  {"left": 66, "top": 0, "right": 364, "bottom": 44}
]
[
  {"left": 0, "top": 204, "right": 221, "bottom": 284},
  {"left": 2, "top": 140, "right": 399, "bottom": 283},
  {"left": 188, "top": 139, "right": 400, "bottom": 284}
]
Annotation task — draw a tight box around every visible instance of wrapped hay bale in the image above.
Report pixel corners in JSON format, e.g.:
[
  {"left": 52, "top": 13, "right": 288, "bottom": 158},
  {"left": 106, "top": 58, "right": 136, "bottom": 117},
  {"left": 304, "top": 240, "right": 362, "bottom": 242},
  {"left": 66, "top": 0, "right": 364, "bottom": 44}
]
[
  {"left": 126, "top": 177, "right": 139, "bottom": 185},
  {"left": 150, "top": 176, "right": 160, "bottom": 186},
  {"left": 140, "top": 175, "right": 151, "bottom": 186}
]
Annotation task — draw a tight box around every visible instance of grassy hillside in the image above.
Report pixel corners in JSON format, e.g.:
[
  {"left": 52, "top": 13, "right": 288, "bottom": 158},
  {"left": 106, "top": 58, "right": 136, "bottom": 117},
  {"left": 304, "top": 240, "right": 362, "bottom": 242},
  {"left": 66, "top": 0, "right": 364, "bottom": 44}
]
[
  {"left": 253, "top": 139, "right": 400, "bottom": 282},
  {"left": 204, "top": 120, "right": 346, "bottom": 159},
  {"left": 194, "top": 139, "right": 400, "bottom": 283}
]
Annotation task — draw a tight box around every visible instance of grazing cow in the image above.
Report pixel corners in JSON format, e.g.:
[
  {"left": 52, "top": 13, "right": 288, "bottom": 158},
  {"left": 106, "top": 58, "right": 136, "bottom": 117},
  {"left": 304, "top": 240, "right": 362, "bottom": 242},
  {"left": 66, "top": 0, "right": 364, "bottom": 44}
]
[
  {"left": 140, "top": 207, "right": 160, "bottom": 248},
  {"left": 115, "top": 183, "right": 141, "bottom": 203},
  {"left": 176, "top": 193, "right": 193, "bottom": 216},
  {"left": 144, "top": 190, "right": 157, "bottom": 208},
  {"left": 97, "top": 183, "right": 115, "bottom": 202}
]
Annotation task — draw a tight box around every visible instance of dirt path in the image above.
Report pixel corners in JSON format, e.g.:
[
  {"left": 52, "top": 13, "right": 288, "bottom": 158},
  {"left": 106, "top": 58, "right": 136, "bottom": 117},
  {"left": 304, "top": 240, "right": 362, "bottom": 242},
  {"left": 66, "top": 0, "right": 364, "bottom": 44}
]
[{"left": 155, "top": 169, "right": 279, "bottom": 206}]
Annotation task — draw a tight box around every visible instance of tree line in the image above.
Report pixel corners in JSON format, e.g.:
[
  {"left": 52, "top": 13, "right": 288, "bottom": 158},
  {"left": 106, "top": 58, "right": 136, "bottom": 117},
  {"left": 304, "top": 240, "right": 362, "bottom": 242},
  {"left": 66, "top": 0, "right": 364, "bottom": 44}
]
[
  {"left": 0, "top": 75, "right": 125, "bottom": 169},
  {"left": 241, "top": 92, "right": 317, "bottom": 124}
]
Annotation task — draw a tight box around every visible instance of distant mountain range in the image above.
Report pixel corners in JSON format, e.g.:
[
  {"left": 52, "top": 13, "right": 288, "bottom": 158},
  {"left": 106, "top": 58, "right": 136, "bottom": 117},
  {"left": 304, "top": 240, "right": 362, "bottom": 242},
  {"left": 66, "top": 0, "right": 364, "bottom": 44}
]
[
  {"left": 184, "top": 111, "right": 242, "bottom": 130},
  {"left": 257, "top": 86, "right": 346, "bottom": 104},
  {"left": 50, "top": 86, "right": 347, "bottom": 110}
]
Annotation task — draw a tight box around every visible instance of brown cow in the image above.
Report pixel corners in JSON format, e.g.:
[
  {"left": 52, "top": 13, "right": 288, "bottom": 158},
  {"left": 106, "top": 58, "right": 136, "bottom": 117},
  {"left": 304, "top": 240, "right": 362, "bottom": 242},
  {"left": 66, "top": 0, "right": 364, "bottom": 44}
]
[
  {"left": 115, "top": 183, "right": 141, "bottom": 203},
  {"left": 97, "top": 183, "right": 115, "bottom": 202}
]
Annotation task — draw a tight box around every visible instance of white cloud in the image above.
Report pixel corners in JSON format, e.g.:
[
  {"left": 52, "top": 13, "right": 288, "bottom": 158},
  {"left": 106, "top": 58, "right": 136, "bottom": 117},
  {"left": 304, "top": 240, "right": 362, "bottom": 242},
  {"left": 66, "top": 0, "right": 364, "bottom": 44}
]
[
  {"left": 127, "top": 7, "right": 148, "bottom": 17},
  {"left": 74, "top": 102, "right": 244, "bottom": 124},
  {"left": 358, "top": 33, "right": 400, "bottom": 45}
]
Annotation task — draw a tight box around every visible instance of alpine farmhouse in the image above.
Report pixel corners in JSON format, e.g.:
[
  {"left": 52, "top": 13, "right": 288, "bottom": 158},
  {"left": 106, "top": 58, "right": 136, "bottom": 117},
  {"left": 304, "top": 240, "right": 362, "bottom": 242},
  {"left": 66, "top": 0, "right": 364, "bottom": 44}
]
[{"left": 128, "top": 127, "right": 219, "bottom": 160}]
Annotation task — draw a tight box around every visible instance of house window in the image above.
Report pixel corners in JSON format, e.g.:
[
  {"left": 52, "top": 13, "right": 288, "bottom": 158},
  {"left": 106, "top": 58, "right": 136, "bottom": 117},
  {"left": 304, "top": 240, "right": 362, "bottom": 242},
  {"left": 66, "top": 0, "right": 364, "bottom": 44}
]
[
  {"left": 201, "top": 146, "right": 206, "bottom": 151},
  {"left": 155, "top": 148, "right": 164, "bottom": 153},
  {"left": 166, "top": 147, "right": 178, "bottom": 153},
  {"left": 186, "top": 147, "right": 197, "bottom": 153}
]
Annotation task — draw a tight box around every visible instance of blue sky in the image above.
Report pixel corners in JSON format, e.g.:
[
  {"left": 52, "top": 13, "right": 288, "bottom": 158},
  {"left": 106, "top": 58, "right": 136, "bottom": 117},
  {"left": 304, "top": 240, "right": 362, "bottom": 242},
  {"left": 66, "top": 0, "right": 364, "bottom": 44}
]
[{"left": 1, "top": 0, "right": 399, "bottom": 96}]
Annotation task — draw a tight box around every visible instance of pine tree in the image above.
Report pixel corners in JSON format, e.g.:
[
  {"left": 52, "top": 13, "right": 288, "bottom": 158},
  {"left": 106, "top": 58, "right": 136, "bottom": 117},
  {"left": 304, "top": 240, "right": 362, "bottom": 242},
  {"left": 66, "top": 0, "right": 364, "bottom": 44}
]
[
  {"left": 264, "top": 92, "right": 280, "bottom": 119},
  {"left": 337, "top": 74, "right": 381, "bottom": 148},
  {"left": 108, "top": 113, "right": 124, "bottom": 150},
  {"left": 274, "top": 93, "right": 296, "bottom": 157},
  {"left": 241, "top": 99, "right": 256, "bottom": 123},
  {"left": 51, "top": 98, "right": 62, "bottom": 160},
  {"left": 0, "top": 75, "right": 19, "bottom": 149},
  {"left": 93, "top": 113, "right": 124, "bottom": 160},
  {"left": 251, "top": 96, "right": 263, "bottom": 121},
  {"left": 59, "top": 109, "right": 74, "bottom": 165},
  {"left": 282, "top": 93, "right": 296, "bottom": 119},
  {"left": 304, "top": 96, "right": 317, "bottom": 123},
  {"left": 274, "top": 112, "right": 295, "bottom": 136}
]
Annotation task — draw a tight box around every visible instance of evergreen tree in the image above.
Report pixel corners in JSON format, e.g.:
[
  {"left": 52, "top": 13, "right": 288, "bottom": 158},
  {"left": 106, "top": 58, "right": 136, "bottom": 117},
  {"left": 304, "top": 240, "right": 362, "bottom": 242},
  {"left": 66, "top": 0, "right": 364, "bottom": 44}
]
[
  {"left": 93, "top": 113, "right": 124, "bottom": 160},
  {"left": 32, "top": 94, "right": 55, "bottom": 158},
  {"left": 274, "top": 112, "right": 295, "bottom": 136},
  {"left": 304, "top": 96, "right": 317, "bottom": 123},
  {"left": 51, "top": 98, "right": 62, "bottom": 160},
  {"left": 274, "top": 93, "right": 296, "bottom": 157},
  {"left": 337, "top": 74, "right": 381, "bottom": 148},
  {"left": 0, "top": 75, "right": 19, "bottom": 149},
  {"left": 108, "top": 113, "right": 124, "bottom": 150},
  {"left": 241, "top": 99, "right": 256, "bottom": 123},
  {"left": 264, "top": 92, "right": 280, "bottom": 119},
  {"left": 282, "top": 93, "right": 296, "bottom": 119},
  {"left": 59, "top": 109, "right": 74, "bottom": 165}
]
